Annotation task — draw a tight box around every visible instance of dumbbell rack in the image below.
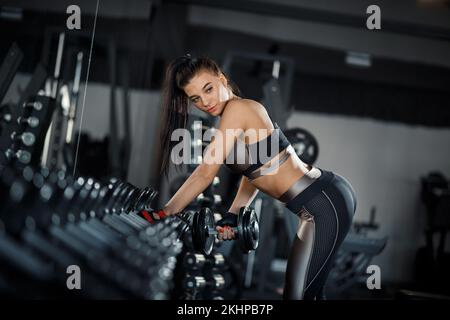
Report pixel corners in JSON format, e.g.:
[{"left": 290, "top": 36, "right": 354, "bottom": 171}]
[
  {"left": 170, "top": 200, "right": 230, "bottom": 300},
  {"left": 172, "top": 252, "right": 225, "bottom": 300},
  {"left": 0, "top": 163, "right": 183, "bottom": 299},
  {"left": 1, "top": 97, "right": 55, "bottom": 169}
]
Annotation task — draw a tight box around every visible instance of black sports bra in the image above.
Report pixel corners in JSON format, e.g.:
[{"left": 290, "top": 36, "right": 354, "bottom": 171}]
[{"left": 224, "top": 123, "right": 292, "bottom": 180}]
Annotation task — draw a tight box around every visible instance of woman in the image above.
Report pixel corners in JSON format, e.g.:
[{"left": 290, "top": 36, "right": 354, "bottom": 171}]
[{"left": 143, "top": 55, "right": 357, "bottom": 300}]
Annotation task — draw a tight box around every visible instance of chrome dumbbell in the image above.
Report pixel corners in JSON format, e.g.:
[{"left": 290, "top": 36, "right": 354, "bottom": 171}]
[
  {"left": 184, "top": 274, "right": 225, "bottom": 290},
  {"left": 184, "top": 252, "right": 225, "bottom": 270},
  {"left": 5, "top": 149, "right": 31, "bottom": 164},
  {"left": 196, "top": 193, "right": 222, "bottom": 206},
  {"left": 22, "top": 101, "right": 43, "bottom": 110},
  {"left": 17, "top": 116, "right": 39, "bottom": 128}
]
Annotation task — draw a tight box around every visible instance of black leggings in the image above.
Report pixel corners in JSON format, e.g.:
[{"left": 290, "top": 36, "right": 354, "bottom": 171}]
[{"left": 283, "top": 169, "right": 357, "bottom": 300}]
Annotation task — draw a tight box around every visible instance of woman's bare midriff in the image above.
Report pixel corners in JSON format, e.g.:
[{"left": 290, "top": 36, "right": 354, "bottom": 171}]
[{"left": 249, "top": 151, "right": 311, "bottom": 200}]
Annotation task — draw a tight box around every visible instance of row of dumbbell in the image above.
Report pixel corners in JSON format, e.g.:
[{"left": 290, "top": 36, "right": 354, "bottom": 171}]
[
  {"left": 179, "top": 252, "right": 228, "bottom": 300},
  {"left": 3, "top": 222, "right": 180, "bottom": 299},
  {"left": 2, "top": 217, "right": 182, "bottom": 299},
  {"left": 184, "top": 252, "right": 225, "bottom": 271},
  {"left": 1, "top": 166, "right": 157, "bottom": 223},
  {"left": 184, "top": 274, "right": 226, "bottom": 291},
  {"left": 2, "top": 101, "right": 45, "bottom": 165},
  {"left": 0, "top": 165, "right": 179, "bottom": 246},
  {"left": 181, "top": 253, "right": 226, "bottom": 299}
]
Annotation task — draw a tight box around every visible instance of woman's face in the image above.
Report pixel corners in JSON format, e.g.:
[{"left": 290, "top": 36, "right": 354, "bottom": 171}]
[{"left": 183, "top": 69, "right": 232, "bottom": 117}]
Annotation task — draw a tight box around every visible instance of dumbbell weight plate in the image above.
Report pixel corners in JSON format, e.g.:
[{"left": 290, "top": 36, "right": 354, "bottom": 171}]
[
  {"left": 239, "top": 207, "right": 259, "bottom": 253},
  {"left": 133, "top": 187, "right": 156, "bottom": 211},
  {"left": 204, "top": 208, "right": 216, "bottom": 255},
  {"left": 284, "top": 127, "right": 319, "bottom": 165},
  {"left": 102, "top": 180, "right": 126, "bottom": 210},
  {"left": 192, "top": 207, "right": 215, "bottom": 255},
  {"left": 132, "top": 188, "right": 151, "bottom": 211},
  {"left": 191, "top": 209, "right": 202, "bottom": 253}
]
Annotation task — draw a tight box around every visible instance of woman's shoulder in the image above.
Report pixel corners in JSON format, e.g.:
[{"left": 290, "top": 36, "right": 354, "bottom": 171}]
[
  {"left": 223, "top": 98, "right": 267, "bottom": 118},
  {"left": 222, "top": 98, "right": 271, "bottom": 131}
]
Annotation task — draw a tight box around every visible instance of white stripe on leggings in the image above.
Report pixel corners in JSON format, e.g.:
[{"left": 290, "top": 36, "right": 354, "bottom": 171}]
[{"left": 304, "top": 190, "right": 339, "bottom": 291}]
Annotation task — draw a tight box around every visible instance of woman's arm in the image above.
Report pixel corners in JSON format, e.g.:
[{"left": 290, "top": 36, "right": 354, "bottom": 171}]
[
  {"left": 228, "top": 177, "right": 259, "bottom": 214},
  {"left": 163, "top": 164, "right": 219, "bottom": 215}
]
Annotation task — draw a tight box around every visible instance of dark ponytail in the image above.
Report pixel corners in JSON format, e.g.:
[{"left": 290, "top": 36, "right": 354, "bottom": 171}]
[{"left": 159, "top": 55, "right": 240, "bottom": 176}]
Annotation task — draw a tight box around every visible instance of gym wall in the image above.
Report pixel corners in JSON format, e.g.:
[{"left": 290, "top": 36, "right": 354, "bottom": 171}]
[{"left": 289, "top": 111, "right": 450, "bottom": 283}]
